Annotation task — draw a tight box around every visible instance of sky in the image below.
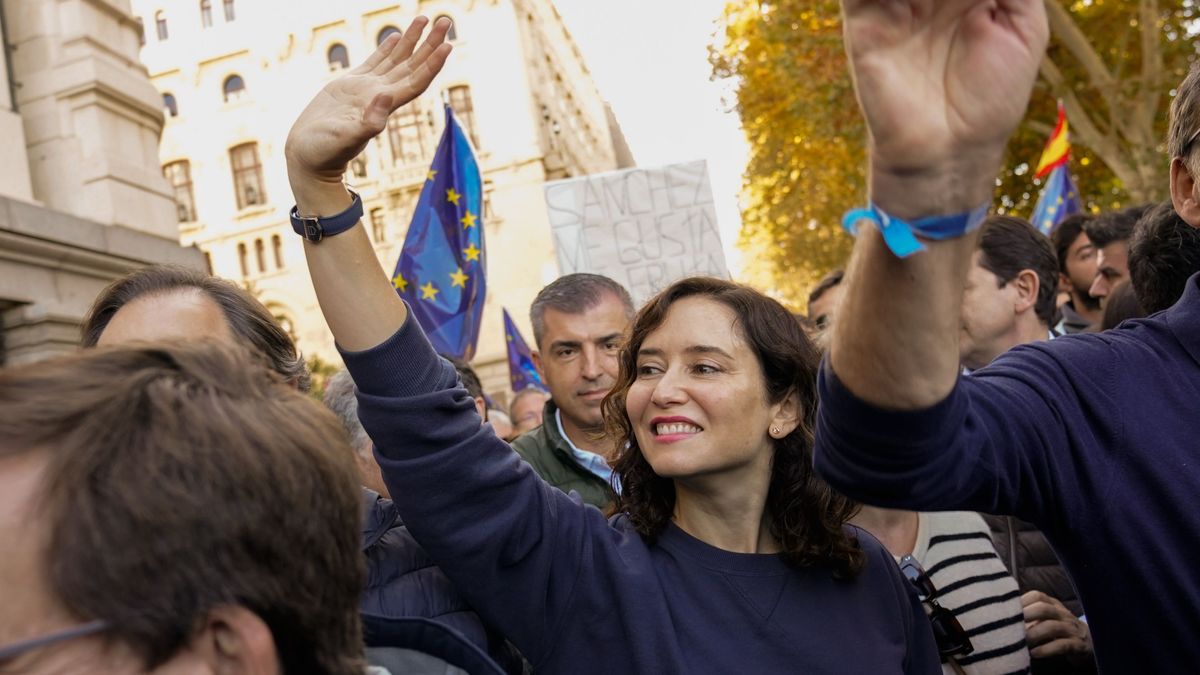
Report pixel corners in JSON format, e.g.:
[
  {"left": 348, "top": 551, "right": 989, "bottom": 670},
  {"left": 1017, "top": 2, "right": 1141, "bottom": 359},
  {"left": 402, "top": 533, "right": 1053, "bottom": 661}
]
[{"left": 551, "top": 0, "right": 750, "bottom": 276}]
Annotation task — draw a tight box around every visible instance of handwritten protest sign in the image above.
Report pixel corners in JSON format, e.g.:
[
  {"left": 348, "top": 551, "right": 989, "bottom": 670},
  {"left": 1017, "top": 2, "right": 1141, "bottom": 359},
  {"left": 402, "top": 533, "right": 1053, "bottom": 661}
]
[{"left": 543, "top": 160, "right": 728, "bottom": 305}]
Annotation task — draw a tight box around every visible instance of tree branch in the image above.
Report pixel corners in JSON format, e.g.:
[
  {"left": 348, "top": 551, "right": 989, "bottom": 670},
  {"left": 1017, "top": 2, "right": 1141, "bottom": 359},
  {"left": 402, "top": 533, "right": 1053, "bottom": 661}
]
[
  {"left": 1134, "top": 0, "right": 1165, "bottom": 137},
  {"left": 1039, "top": 57, "right": 1140, "bottom": 190}
]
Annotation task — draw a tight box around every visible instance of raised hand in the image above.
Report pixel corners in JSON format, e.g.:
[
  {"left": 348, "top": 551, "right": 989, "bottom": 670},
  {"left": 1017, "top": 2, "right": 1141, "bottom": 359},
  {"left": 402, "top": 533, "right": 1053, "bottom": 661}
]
[
  {"left": 286, "top": 16, "right": 452, "bottom": 210},
  {"left": 841, "top": 0, "right": 1048, "bottom": 217}
]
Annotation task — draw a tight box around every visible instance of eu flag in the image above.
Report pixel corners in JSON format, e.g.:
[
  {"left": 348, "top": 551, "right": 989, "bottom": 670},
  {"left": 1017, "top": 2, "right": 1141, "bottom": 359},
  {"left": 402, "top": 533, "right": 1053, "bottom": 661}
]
[
  {"left": 391, "top": 105, "right": 486, "bottom": 359},
  {"left": 1031, "top": 164, "right": 1082, "bottom": 236},
  {"left": 503, "top": 308, "right": 547, "bottom": 393}
]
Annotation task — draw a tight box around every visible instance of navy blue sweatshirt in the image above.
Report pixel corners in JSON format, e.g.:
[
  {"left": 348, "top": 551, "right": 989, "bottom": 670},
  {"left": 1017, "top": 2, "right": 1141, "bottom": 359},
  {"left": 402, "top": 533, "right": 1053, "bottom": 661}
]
[
  {"left": 342, "top": 311, "right": 940, "bottom": 674},
  {"left": 815, "top": 274, "right": 1200, "bottom": 673}
]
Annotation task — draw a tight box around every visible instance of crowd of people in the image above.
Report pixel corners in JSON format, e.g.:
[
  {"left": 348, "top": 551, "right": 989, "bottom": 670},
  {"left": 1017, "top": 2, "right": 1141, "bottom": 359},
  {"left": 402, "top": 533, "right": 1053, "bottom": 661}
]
[{"left": 3, "top": 3, "right": 1200, "bottom": 673}]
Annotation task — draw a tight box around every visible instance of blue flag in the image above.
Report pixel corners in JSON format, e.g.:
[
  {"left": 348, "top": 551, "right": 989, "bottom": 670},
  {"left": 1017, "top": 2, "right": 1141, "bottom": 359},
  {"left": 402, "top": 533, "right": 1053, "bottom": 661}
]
[
  {"left": 391, "top": 105, "right": 486, "bottom": 359},
  {"left": 503, "top": 308, "right": 547, "bottom": 393},
  {"left": 1030, "top": 163, "right": 1082, "bottom": 236}
]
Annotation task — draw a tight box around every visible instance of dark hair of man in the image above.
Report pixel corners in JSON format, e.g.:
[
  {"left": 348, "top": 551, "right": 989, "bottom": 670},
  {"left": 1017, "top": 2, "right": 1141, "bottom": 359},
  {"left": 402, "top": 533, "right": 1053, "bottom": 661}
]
[
  {"left": 80, "top": 265, "right": 311, "bottom": 391},
  {"left": 977, "top": 216, "right": 1059, "bottom": 326},
  {"left": 444, "top": 355, "right": 484, "bottom": 401},
  {"left": 1082, "top": 207, "right": 1143, "bottom": 250},
  {"left": 1050, "top": 214, "right": 1094, "bottom": 276},
  {"left": 1100, "top": 281, "right": 1146, "bottom": 330},
  {"left": 602, "top": 276, "right": 864, "bottom": 579},
  {"left": 1168, "top": 62, "right": 1200, "bottom": 173},
  {"left": 0, "top": 342, "right": 364, "bottom": 674},
  {"left": 806, "top": 269, "right": 845, "bottom": 313},
  {"left": 529, "top": 273, "right": 634, "bottom": 348},
  {"left": 1128, "top": 202, "right": 1200, "bottom": 314}
]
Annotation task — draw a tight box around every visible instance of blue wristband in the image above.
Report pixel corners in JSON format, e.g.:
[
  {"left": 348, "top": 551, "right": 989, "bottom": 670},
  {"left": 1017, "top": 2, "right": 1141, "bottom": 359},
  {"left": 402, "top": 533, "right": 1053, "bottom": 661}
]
[{"left": 842, "top": 202, "right": 990, "bottom": 258}]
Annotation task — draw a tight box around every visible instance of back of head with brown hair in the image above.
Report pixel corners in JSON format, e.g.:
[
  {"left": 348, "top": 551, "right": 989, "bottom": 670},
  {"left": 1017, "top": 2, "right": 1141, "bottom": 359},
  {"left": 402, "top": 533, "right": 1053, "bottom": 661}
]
[
  {"left": 80, "top": 265, "right": 311, "bottom": 391},
  {"left": 602, "top": 276, "right": 864, "bottom": 579},
  {"left": 0, "top": 341, "right": 364, "bottom": 674}
]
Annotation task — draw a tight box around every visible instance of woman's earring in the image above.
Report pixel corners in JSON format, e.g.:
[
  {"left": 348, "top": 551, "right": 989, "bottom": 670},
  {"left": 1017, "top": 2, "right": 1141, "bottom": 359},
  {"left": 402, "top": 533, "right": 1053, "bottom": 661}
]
[{"left": 770, "top": 426, "right": 781, "bottom": 437}]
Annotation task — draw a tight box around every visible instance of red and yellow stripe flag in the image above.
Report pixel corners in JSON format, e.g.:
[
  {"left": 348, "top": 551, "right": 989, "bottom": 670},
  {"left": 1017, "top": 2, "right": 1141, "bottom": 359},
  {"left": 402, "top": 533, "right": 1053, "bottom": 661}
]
[{"left": 1035, "top": 103, "right": 1070, "bottom": 179}]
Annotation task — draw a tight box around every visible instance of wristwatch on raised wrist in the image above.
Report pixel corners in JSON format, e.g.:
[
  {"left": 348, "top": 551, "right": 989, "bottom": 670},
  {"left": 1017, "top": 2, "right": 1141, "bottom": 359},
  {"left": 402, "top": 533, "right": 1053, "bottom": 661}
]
[{"left": 289, "top": 189, "right": 364, "bottom": 243}]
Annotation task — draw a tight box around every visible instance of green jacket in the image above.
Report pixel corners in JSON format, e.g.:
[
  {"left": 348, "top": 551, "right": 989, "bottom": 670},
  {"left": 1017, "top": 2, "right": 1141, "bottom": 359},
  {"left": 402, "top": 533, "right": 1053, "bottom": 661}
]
[{"left": 509, "top": 400, "right": 614, "bottom": 509}]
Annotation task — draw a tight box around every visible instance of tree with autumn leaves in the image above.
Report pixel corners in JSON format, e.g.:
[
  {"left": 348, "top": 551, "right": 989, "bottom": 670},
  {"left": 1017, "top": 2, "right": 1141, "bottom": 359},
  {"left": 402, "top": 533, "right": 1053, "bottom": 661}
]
[{"left": 714, "top": 0, "right": 1199, "bottom": 307}]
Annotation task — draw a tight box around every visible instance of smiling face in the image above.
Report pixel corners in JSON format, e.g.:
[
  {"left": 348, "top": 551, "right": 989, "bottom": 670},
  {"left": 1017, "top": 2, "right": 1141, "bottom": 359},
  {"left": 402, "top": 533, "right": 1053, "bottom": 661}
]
[{"left": 624, "top": 297, "right": 795, "bottom": 484}]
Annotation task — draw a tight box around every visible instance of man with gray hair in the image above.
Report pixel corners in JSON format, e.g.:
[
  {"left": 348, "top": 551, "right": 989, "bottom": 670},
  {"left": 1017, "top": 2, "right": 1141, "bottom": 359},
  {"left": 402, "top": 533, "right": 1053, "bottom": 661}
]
[
  {"left": 511, "top": 273, "right": 634, "bottom": 508},
  {"left": 324, "top": 370, "right": 390, "bottom": 498}
]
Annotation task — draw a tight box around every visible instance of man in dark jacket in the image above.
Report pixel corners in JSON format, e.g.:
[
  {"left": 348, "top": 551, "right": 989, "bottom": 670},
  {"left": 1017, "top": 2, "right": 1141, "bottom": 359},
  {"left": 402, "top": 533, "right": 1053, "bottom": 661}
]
[
  {"left": 325, "top": 371, "right": 524, "bottom": 673},
  {"left": 957, "top": 217, "right": 1095, "bottom": 673},
  {"left": 510, "top": 274, "right": 635, "bottom": 508}
]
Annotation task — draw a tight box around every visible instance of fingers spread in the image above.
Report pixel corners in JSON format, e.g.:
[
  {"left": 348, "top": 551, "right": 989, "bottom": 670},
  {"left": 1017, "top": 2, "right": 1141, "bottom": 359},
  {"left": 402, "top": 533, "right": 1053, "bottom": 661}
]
[
  {"left": 359, "top": 32, "right": 401, "bottom": 74},
  {"left": 382, "top": 17, "right": 430, "bottom": 71}
]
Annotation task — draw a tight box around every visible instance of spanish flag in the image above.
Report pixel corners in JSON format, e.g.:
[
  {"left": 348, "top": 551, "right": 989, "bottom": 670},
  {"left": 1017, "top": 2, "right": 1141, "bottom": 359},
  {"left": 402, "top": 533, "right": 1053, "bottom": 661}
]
[{"left": 1035, "top": 103, "right": 1070, "bottom": 179}]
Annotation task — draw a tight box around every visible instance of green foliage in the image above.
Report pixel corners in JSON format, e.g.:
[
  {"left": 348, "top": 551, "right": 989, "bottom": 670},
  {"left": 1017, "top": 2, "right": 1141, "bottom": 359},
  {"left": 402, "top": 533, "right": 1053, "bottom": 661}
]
[{"left": 714, "top": 0, "right": 1199, "bottom": 309}]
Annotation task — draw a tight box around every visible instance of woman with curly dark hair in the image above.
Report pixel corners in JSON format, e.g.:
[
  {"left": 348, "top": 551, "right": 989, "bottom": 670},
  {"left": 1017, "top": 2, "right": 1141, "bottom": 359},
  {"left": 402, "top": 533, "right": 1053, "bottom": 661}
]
[{"left": 285, "top": 22, "right": 939, "bottom": 674}]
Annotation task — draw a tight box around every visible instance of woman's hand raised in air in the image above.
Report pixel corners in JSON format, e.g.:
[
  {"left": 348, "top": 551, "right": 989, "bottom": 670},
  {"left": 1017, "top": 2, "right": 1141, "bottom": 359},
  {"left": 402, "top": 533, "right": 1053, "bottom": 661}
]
[{"left": 286, "top": 16, "right": 453, "bottom": 213}]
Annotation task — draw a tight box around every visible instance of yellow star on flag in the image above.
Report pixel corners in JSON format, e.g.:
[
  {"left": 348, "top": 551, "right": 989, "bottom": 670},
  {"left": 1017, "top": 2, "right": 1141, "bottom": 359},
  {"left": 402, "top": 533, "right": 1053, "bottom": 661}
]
[
  {"left": 463, "top": 243, "right": 481, "bottom": 262},
  {"left": 446, "top": 188, "right": 461, "bottom": 206},
  {"left": 420, "top": 281, "right": 439, "bottom": 301},
  {"left": 449, "top": 267, "right": 469, "bottom": 288},
  {"left": 392, "top": 273, "right": 408, "bottom": 292},
  {"left": 426, "top": 169, "right": 438, "bottom": 181},
  {"left": 460, "top": 211, "right": 478, "bottom": 229},
  {"left": 506, "top": 333, "right": 514, "bottom": 342}
]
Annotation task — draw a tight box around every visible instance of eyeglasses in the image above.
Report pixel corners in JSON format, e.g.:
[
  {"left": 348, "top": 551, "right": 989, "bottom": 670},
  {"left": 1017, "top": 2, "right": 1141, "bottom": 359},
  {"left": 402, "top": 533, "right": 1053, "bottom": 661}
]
[
  {"left": 1183, "top": 128, "right": 1200, "bottom": 159},
  {"left": 0, "top": 620, "right": 109, "bottom": 668},
  {"left": 898, "top": 555, "right": 974, "bottom": 661}
]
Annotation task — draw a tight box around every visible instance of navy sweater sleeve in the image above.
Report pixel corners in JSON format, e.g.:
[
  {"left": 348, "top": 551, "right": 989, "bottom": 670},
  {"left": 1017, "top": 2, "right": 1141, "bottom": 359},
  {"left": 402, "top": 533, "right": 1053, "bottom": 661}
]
[
  {"left": 340, "top": 313, "right": 617, "bottom": 667},
  {"left": 813, "top": 336, "right": 1123, "bottom": 535}
]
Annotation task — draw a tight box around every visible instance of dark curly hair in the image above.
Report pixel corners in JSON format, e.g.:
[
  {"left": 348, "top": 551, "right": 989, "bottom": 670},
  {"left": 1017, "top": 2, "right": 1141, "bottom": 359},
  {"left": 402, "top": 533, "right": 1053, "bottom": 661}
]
[{"left": 602, "top": 277, "right": 865, "bottom": 579}]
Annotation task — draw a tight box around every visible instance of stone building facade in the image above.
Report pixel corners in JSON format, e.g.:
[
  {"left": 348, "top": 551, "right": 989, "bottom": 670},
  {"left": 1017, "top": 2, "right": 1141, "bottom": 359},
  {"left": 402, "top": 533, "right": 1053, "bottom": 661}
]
[
  {"left": 0, "top": 0, "right": 203, "bottom": 366},
  {"left": 130, "top": 0, "right": 633, "bottom": 401}
]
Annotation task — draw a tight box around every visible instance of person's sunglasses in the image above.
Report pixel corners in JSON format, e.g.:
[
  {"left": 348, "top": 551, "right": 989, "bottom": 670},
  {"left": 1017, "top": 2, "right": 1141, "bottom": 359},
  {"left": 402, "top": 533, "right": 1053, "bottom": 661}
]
[
  {"left": 898, "top": 555, "right": 974, "bottom": 661},
  {"left": 0, "top": 620, "right": 109, "bottom": 668}
]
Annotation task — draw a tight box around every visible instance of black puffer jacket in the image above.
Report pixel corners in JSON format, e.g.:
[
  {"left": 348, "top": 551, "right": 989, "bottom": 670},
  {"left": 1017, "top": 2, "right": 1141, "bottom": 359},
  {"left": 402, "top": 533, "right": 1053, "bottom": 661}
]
[
  {"left": 361, "top": 489, "right": 528, "bottom": 674},
  {"left": 983, "top": 514, "right": 1096, "bottom": 675}
]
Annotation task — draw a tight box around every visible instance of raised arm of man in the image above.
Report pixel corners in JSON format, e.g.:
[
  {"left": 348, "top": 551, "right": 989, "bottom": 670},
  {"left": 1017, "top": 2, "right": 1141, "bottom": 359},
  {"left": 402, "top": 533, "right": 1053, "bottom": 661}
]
[{"left": 829, "top": 1, "right": 1049, "bottom": 408}]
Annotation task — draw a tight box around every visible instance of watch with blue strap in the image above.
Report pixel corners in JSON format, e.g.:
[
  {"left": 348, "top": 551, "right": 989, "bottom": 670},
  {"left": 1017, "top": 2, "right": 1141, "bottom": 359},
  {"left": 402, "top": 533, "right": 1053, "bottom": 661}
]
[
  {"left": 289, "top": 189, "right": 364, "bottom": 243},
  {"left": 842, "top": 201, "right": 991, "bottom": 258}
]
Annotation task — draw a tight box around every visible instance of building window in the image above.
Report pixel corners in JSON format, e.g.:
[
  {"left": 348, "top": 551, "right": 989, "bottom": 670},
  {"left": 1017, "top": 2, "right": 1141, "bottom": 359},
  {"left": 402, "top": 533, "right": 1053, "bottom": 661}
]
[
  {"left": 222, "top": 74, "right": 245, "bottom": 103},
  {"left": 327, "top": 43, "right": 350, "bottom": 71},
  {"left": 136, "top": 17, "right": 146, "bottom": 46},
  {"left": 254, "top": 238, "right": 266, "bottom": 273},
  {"left": 272, "top": 234, "right": 284, "bottom": 269},
  {"left": 230, "top": 142, "right": 266, "bottom": 209},
  {"left": 377, "top": 25, "right": 400, "bottom": 46},
  {"left": 200, "top": 0, "right": 212, "bottom": 27},
  {"left": 386, "top": 106, "right": 429, "bottom": 166},
  {"left": 162, "top": 160, "right": 196, "bottom": 222},
  {"left": 162, "top": 93, "right": 178, "bottom": 117},
  {"left": 349, "top": 154, "right": 368, "bottom": 179},
  {"left": 222, "top": 0, "right": 235, "bottom": 21},
  {"left": 370, "top": 208, "right": 386, "bottom": 242},
  {"left": 237, "top": 242, "right": 248, "bottom": 277},
  {"left": 155, "top": 11, "right": 168, "bottom": 41},
  {"left": 448, "top": 85, "right": 479, "bottom": 147},
  {"left": 437, "top": 15, "right": 457, "bottom": 41}
]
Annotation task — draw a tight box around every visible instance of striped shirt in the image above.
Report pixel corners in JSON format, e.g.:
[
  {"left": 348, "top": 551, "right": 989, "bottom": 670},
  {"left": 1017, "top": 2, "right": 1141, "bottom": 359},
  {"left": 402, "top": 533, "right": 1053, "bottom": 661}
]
[{"left": 911, "top": 512, "right": 1030, "bottom": 675}]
